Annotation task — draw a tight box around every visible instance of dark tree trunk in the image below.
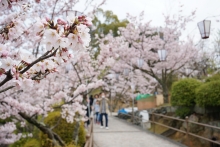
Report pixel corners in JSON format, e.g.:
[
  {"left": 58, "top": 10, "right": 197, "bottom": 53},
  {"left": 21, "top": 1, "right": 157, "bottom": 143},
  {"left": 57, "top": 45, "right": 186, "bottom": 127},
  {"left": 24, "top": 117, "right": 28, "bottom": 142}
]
[
  {"left": 19, "top": 112, "right": 65, "bottom": 147},
  {"left": 112, "top": 97, "right": 120, "bottom": 112},
  {"left": 162, "top": 84, "right": 169, "bottom": 104}
]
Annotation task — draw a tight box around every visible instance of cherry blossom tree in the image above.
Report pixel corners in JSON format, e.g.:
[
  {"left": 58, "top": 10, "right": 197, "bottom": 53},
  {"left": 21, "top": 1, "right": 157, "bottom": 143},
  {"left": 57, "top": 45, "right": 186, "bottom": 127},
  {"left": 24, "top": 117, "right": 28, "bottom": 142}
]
[
  {"left": 0, "top": 0, "right": 107, "bottom": 145},
  {"left": 0, "top": 52, "right": 104, "bottom": 145},
  {"left": 98, "top": 8, "right": 199, "bottom": 103},
  {"left": 96, "top": 33, "right": 156, "bottom": 111}
]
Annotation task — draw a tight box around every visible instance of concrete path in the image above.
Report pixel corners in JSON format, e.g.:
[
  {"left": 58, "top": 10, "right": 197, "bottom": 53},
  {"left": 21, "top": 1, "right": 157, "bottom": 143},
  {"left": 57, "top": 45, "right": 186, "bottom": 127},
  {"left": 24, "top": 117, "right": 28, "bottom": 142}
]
[{"left": 93, "top": 115, "right": 182, "bottom": 147}]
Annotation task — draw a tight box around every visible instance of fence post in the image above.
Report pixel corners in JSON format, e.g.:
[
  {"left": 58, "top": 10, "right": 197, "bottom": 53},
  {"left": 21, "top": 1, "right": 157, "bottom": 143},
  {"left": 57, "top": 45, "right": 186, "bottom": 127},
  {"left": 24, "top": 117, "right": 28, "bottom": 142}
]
[
  {"left": 152, "top": 113, "right": 155, "bottom": 134},
  {"left": 91, "top": 118, "right": 94, "bottom": 147},
  {"left": 185, "top": 116, "right": 189, "bottom": 146}
]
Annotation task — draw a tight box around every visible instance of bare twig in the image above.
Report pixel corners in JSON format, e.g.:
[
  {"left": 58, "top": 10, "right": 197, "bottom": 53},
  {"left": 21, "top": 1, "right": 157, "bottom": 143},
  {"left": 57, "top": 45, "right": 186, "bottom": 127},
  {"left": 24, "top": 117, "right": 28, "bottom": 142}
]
[{"left": 0, "top": 86, "right": 15, "bottom": 93}]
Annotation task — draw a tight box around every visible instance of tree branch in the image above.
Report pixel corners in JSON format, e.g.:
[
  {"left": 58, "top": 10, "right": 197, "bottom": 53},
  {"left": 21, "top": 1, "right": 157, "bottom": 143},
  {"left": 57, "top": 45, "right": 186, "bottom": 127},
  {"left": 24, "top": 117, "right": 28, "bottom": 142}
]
[
  {"left": 0, "top": 70, "right": 13, "bottom": 87},
  {"left": 72, "top": 63, "right": 82, "bottom": 84},
  {"left": 19, "top": 112, "right": 65, "bottom": 147},
  {"left": 0, "top": 86, "right": 15, "bottom": 93},
  {"left": 0, "top": 49, "right": 58, "bottom": 88}
]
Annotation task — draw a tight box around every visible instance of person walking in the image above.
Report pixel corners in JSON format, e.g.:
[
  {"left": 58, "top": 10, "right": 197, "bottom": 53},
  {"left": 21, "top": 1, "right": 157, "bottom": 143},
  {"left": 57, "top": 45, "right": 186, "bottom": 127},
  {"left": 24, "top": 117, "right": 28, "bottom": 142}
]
[
  {"left": 92, "top": 94, "right": 100, "bottom": 123},
  {"left": 93, "top": 94, "right": 99, "bottom": 106},
  {"left": 94, "top": 101, "right": 100, "bottom": 124},
  {"left": 89, "top": 95, "right": 94, "bottom": 107},
  {"left": 99, "top": 92, "right": 110, "bottom": 129}
]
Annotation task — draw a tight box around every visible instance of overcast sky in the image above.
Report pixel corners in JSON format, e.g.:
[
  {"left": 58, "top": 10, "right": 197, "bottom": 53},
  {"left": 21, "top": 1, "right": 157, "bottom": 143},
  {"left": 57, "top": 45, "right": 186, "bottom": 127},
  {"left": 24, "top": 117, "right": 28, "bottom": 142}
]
[
  {"left": 100, "top": 0, "right": 220, "bottom": 43},
  {"left": 74, "top": 0, "right": 220, "bottom": 46}
]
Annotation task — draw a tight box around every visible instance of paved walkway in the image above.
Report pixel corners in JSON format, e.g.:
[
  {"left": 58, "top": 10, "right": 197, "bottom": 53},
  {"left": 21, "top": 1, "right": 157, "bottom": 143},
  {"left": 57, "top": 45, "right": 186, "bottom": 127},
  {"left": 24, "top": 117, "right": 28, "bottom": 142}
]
[{"left": 93, "top": 115, "right": 182, "bottom": 147}]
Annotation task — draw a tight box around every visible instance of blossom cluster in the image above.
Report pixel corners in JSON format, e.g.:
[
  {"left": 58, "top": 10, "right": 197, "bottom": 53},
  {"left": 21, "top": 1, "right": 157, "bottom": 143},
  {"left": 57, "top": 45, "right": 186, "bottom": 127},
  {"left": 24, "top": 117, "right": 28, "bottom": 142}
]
[
  {"left": 0, "top": 13, "right": 91, "bottom": 88},
  {"left": 0, "top": 122, "right": 22, "bottom": 144}
]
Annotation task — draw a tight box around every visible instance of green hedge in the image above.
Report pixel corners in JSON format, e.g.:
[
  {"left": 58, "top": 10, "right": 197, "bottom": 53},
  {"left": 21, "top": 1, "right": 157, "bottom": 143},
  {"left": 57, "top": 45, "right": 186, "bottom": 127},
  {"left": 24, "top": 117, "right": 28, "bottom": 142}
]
[
  {"left": 196, "top": 81, "right": 220, "bottom": 107},
  {"left": 171, "top": 78, "right": 201, "bottom": 106}
]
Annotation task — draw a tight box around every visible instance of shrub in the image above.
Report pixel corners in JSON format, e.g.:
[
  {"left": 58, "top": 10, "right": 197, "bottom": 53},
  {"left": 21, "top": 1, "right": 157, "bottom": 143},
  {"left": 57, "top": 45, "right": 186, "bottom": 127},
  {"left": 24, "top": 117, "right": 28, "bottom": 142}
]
[
  {"left": 196, "top": 81, "right": 220, "bottom": 107},
  {"left": 77, "top": 121, "right": 86, "bottom": 147},
  {"left": 205, "top": 73, "right": 220, "bottom": 83},
  {"left": 175, "top": 107, "right": 192, "bottom": 118},
  {"left": 40, "top": 111, "right": 86, "bottom": 147},
  {"left": 171, "top": 78, "right": 201, "bottom": 106},
  {"left": 10, "top": 138, "right": 28, "bottom": 147},
  {"left": 10, "top": 138, "right": 41, "bottom": 147},
  {"left": 24, "top": 139, "right": 41, "bottom": 147}
]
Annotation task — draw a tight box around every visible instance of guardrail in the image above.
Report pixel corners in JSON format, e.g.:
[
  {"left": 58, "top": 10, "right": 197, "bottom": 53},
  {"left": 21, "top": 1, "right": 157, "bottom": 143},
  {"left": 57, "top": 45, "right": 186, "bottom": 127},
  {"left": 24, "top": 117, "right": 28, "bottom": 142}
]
[
  {"left": 117, "top": 112, "right": 220, "bottom": 146},
  {"left": 150, "top": 113, "right": 220, "bottom": 146},
  {"left": 84, "top": 118, "right": 94, "bottom": 147}
]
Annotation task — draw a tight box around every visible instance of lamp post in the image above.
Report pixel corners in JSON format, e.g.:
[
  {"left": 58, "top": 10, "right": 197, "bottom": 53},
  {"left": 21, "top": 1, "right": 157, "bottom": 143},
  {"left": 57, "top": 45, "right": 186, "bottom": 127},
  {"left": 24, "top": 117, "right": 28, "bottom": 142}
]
[
  {"left": 105, "top": 73, "right": 115, "bottom": 116},
  {"left": 157, "top": 49, "right": 169, "bottom": 103},
  {"left": 110, "top": 80, "right": 113, "bottom": 116},
  {"left": 197, "top": 20, "right": 211, "bottom": 39},
  {"left": 123, "top": 62, "right": 134, "bottom": 123},
  {"left": 129, "top": 58, "right": 144, "bottom": 123},
  {"left": 109, "top": 79, "right": 117, "bottom": 116}
]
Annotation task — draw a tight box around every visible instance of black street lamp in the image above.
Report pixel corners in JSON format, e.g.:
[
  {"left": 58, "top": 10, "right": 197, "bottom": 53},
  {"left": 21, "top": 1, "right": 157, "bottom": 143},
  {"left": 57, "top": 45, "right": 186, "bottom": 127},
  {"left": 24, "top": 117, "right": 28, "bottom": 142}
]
[{"left": 197, "top": 20, "right": 211, "bottom": 39}]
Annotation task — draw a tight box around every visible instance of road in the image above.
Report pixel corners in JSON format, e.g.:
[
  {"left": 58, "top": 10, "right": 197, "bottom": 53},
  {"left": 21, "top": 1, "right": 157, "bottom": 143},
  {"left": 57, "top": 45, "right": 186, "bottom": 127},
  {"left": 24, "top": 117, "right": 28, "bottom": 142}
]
[{"left": 93, "top": 115, "right": 184, "bottom": 147}]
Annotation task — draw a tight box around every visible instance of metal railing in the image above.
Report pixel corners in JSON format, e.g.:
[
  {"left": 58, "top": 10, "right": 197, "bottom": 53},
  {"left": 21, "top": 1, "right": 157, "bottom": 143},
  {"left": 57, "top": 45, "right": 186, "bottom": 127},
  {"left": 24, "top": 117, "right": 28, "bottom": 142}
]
[
  {"left": 117, "top": 112, "right": 220, "bottom": 146},
  {"left": 84, "top": 118, "right": 94, "bottom": 147},
  {"left": 150, "top": 113, "right": 220, "bottom": 146}
]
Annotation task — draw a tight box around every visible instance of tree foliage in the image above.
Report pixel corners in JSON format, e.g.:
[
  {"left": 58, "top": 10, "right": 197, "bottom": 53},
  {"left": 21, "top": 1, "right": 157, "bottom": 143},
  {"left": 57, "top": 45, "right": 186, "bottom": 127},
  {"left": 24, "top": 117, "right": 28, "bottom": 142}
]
[
  {"left": 90, "top": 8, "right": 128, "bottom": 57},
  {"left": 92, "top": 9, "right": 128, "bottom": 36},
  {"left": 196, "top": 81, "right": 220, "bottom": 107},
  {"left": 40, "top": 111, "right": 86, "bottom": 147},
  {"left": 171, "top": 78, "right": 201, "bottom": 106},
  {"left": 175, "top": 107, "right": 192, "bottom": 118},
  {"left": 98, "top": 7, "right": 199, "bottom": 104},
  {"left": 205, "top": 73, "right": 220, "bottom": 83}
]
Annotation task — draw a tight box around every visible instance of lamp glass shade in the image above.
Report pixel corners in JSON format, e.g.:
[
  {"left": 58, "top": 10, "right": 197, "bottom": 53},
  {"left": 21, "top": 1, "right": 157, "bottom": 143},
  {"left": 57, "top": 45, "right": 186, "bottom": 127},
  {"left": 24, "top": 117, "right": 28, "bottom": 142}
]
[
  {"left": 130, "top": 84, "right": 135, "bottom": 92},
  {"left": 65, "top": 10, "right": 83, "bottom": 17},
  {"left": 123, "top": 68, "right": 130, "bottom": 76},
  {"left": 106, "top": 74, "right": 115, "bottom": 79},
  {"left": 197, "top": 20, "right": 211, "bottom": 39},
  {"left": 115, "top": 73, "right": 119, "bottom": 80},
  {"left": 137, "top": 58, "right": 144, "bottom": 68},
  {"left": 158, "top": 49, "right": 167, "bottom": 61},
  {"left": 65, "top": 64, "right": 72, "bottom": 73},
  {"left": 186, "top": 69, "right": 190, "bottom": 75}
]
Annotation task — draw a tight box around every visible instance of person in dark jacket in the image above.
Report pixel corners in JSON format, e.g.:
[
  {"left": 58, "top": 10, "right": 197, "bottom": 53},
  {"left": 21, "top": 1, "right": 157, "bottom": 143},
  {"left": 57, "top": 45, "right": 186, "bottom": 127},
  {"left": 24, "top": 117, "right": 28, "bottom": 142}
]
[
  {"left": 89, "top": 95, "right": 94, "bottom": 106},
  {"left": 86, "top": 95, "right": 94, "bottom": 127}
]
